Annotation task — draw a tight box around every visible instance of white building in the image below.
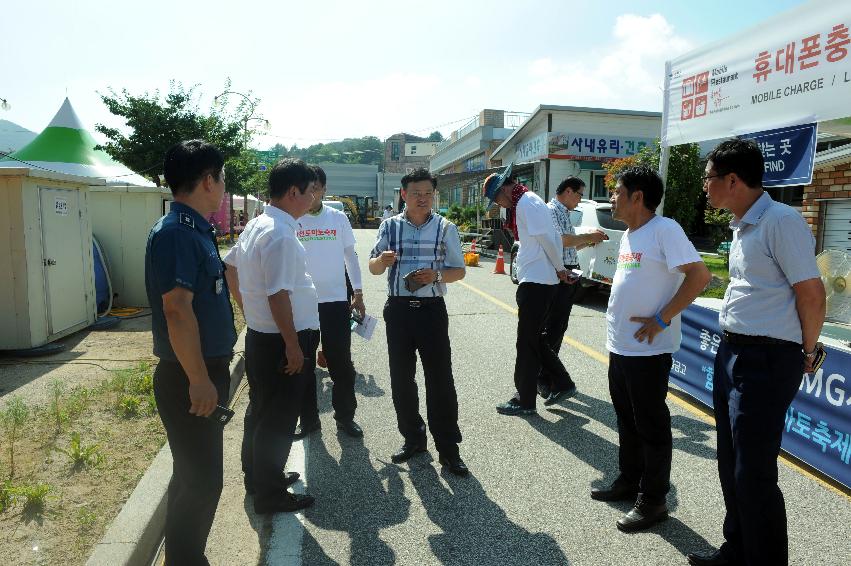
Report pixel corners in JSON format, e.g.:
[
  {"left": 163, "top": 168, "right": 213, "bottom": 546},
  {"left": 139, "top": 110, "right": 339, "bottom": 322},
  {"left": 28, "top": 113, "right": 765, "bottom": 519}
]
[{"left": 490, "top": 105, "right": 662, "bottom": 203}]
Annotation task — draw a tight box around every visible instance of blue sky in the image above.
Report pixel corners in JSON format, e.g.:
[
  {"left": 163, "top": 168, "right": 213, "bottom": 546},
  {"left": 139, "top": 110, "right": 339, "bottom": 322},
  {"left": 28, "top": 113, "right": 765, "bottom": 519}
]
[{"left": 0, "top": 0, "right": 806, "bottom": 148}]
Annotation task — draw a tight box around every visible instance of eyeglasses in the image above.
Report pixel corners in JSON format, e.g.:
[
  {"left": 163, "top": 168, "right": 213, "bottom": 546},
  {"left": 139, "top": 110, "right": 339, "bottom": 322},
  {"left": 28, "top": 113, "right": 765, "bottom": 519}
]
[{"left": 701, "top": 173, "right": 724, "bottom": 183}]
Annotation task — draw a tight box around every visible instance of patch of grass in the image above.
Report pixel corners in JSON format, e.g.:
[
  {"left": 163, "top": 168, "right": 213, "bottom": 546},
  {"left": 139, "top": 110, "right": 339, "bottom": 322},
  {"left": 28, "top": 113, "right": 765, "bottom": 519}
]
[
  {"left": 13, "top": 482, "right": 52, "bottom": 513},
  {"left": 108, "top": 363, "right": 157, "bottom": 418},
  {"left": 117, "top": 395, "right": 141, "bottom": 418},
  {"left": 701, "top": 255, "right": 730, "bottom": 299},
  {"left": 49, "top": 380, "right": 69, "bottom": 433},
  {"left": 0, "top": 480, "right": 13, "bottom": 513},
  {"left": 76, "top": 506, "right": 97, "bottom": 531},
  {"left": 2, "top": 397, "right": 30, "bottom": 478},
  {"left": 60, "top": 432, "right": 103, "bottom": 470}
]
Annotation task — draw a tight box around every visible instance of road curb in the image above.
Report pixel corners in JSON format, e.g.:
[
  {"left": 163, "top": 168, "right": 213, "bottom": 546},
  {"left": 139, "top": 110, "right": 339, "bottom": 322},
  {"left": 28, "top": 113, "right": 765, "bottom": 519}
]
[{"left": 86, "top": 328, "right": 247, "bottom": 566}]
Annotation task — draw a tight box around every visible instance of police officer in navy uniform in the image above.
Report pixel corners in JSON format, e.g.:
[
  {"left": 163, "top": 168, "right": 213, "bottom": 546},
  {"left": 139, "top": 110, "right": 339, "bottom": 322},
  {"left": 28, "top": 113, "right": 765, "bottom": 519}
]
[{"left": 145, "top": 140, "right": 236, "bottom": 566}]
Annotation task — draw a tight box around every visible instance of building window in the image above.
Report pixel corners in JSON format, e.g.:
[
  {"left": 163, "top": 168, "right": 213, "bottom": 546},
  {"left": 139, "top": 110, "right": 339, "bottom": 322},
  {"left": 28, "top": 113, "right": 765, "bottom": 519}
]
[
  {"left": 391, "top": 142, "right": 401, "bottom": 161},
  {"left": 591, "top": 172, "right": 608, "bottom": 201},
  {"left": 410, "top": 145, "right": 417, "bottom": 155}
]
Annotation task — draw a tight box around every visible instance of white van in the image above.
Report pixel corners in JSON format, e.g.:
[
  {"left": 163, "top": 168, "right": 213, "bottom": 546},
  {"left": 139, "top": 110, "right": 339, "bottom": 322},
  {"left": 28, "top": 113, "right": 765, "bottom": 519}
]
[{"left": 509, "top": 199, "right": 626, "bottom": 299}]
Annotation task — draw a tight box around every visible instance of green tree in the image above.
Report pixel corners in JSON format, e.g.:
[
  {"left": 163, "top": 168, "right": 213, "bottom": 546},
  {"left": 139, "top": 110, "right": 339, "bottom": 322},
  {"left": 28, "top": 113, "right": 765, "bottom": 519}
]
[
  {"left": 427, "top": 131, "right": 444, "bottom": 142},
  {"left": 603, "top": 141, "right": 704, "bottom": 234},
  {"left": 95, "top": 82, "right": 248, "bottom": 185}
]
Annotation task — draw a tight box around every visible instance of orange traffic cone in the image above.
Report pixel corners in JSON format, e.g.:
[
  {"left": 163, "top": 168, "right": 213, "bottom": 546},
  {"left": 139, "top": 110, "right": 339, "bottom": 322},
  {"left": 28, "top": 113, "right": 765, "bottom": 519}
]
[{"left": 493, "top": 244, "right": 506, "bottom": 274}]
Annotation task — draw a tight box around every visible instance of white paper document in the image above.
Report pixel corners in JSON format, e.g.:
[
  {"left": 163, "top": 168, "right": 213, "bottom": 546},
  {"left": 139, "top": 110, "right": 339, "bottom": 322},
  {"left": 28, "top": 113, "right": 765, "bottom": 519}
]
[{"left": 353, "top": 314, "right": 378, "bottom": 341}]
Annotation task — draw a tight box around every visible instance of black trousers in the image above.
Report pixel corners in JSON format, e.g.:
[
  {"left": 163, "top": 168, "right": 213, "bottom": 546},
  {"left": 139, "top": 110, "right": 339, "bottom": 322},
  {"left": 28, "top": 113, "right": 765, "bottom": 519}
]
[
  {"left": 607, "top": 352, "right": 673, "bottom": 504},
  {"left": 242, "top": 328, "right": 318, "bottom": 500},
  {"left": 514, "top": 282, "right": 574, "bottom": 407},
  {"left": 300, "top": 301, "right": 357, "bottom": 424},
  {"left": 383, "top": 297, "right": 462, "bottom": 456},
  {"left": 713, "top": 340, "right": 802, "bottom": 566},
  {"left": 539, "top": 277, "right": 580, "bottom": 386},
  {"left": 153, "top": 357, "right": 231, "bottom": 566}
]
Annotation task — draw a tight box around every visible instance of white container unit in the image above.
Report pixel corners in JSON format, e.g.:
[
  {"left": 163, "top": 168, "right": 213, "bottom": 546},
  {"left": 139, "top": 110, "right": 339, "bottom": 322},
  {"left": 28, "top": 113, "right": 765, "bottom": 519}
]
[{"left": 0, "top": 167, "right": 99, "bottom": 349}]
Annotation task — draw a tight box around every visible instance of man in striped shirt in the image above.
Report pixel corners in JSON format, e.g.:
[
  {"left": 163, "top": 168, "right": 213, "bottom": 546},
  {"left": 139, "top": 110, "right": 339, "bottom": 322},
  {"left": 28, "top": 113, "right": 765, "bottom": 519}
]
[
  {"left": 368, "top": 168, "right": 469, "bottom": 476},
  {"left": 538, "top": 177, "right": 607, "bottom": 400}
]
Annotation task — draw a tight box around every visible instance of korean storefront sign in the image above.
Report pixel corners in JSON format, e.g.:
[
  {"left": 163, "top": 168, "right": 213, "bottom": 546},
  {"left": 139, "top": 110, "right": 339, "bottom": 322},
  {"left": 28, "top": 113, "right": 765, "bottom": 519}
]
[
  {"left": 548, "top": 132, "right": 655, "bottom": 161},
  {"left": 662, "top": 1, "right": 851, "bottom": 146}
]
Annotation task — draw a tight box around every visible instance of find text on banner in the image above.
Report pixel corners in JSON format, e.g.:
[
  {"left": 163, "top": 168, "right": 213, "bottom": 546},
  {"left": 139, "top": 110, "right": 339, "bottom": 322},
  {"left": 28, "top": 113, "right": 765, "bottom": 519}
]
[
  {"left": 671, "top": 303, "right": 851, "bottom": 489},
  {"left": 740, "top": 122, "right": 818, "bottom": 187},
  {"left": 662, "top": 1, "right": 851, "bottom": 146}
]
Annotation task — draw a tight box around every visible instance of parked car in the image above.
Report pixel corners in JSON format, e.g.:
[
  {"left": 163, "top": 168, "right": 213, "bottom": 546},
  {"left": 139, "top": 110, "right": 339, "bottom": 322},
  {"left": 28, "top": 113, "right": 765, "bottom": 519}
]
[{"left": 509, "top": 199, "right": 626, "bottom": 300}]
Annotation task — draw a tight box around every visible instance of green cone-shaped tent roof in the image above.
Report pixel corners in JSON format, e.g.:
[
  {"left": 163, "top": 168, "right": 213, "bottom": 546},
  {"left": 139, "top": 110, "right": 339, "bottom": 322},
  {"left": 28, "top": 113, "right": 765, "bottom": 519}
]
[{"left": 0, "top": 98, "right": 154, "bottom": 187}]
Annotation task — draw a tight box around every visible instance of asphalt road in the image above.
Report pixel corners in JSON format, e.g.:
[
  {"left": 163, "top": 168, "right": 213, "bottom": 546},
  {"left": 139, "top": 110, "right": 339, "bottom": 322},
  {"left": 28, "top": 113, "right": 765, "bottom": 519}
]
[{"left": 287, "top": 228, "right": 850, "bottom": 566}]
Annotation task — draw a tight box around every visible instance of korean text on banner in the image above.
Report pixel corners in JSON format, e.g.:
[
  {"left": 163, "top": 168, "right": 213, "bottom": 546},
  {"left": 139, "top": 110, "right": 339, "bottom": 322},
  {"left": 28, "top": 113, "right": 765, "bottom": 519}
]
[
  {"left": 662, "top": 1, "right": 851, "bottom": 146},
  {"left": 671, "top": 303, "right": 851, "bottom": 489},
  {"left": 740, "top": 122, "right": 818, "bottom": 187}
]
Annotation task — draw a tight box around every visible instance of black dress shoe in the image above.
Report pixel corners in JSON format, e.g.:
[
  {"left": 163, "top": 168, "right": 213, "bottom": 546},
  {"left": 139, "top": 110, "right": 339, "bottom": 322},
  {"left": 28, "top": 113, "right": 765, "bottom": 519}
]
[
  {"left": 537, "top": 382, "right": 552, "bottom": 399},
  {"left": 687, "top": 549, "right": 731, "bottom": 566},
  {"left": 253, "top": 491, "right": 314, "bottom": 514},
  {"left": 438, "top": 454, "right": 470, "bottom": 476},
  {"left": 336, "top": 419, "right": 364, "bottom": 438},
  {"left": 244, "top": 471, "right": 300, "bottom": 495},
  {"left": 616, "top": 498, "right": 668, "bottom": 532},
  {"left": 391, "top": 442, "right": 427, "bottom": 463},
  {"left": 590, "top": 482, "right": 638, "bottom": 502},
  {"left": 294, "top": 421, "right": 321, "bottom": 440}
]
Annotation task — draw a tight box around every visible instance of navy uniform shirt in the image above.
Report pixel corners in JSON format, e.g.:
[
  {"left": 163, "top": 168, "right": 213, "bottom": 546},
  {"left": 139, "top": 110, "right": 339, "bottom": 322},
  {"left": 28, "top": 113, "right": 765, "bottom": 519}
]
[{"left": 145, "top": 202, "right": 236, "bottom": 361}]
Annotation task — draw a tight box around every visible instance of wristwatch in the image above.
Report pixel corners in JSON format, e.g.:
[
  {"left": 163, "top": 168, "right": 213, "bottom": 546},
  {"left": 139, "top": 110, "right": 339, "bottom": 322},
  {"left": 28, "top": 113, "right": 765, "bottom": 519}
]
[{"left": 435, "top": 270, "right": 443, "bottom": 283}]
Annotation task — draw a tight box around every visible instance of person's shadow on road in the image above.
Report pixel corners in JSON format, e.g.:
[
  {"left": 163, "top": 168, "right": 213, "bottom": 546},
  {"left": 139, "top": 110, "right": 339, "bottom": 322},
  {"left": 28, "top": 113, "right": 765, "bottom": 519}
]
[
  {"left": 314, "top": 370, "right": 386, "bottom": 417},
  {"left": 303, "top": 434, "right": 410, "bottom": 566},
  {"left": 558, "top": 392, "right": 717, "bottom": 461},
  {"left": 408, "top": 459, "right": 571, "bottom": 566},
  {"left": 529, "top": 405, "right": 715, "bottom": 559}
]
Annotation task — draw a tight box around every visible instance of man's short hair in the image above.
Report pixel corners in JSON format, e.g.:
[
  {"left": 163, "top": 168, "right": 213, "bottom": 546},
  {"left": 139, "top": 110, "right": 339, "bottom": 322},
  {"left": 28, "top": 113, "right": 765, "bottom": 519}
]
[
  {"left": 401, "top": 168, "right": 437, "bottom": 189},
  {"left": 311, "top": 165, "right": 327, "bottom": 187},
  {"left": 706, "top": 138, "right": 764, "bottom": 188},
  {"left": 163, "top": 140, "right": 224, "bottom": 196},
  {"left": 556, "top": 176, "right": 585, "bottom": 195},
  {"left": 269, "top": 158, "right": 316, "bottom": 199},
  {"left": 616, "top": 165, "right": 664, "bottom": 212}
]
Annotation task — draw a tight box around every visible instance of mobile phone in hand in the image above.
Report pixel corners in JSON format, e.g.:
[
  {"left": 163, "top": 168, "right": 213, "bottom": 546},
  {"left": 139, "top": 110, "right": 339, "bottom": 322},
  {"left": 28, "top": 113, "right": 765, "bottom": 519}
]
[
  {"left": 206, "top": 404, "right": 235, "bottom": 426},
  {"left": 810, "top": 345, "right": 827, "bottom": 373}
]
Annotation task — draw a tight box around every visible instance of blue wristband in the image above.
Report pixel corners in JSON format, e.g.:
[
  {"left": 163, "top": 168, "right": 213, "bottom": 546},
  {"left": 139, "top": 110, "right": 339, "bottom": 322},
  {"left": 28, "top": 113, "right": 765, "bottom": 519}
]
[{"left": 654, "top": 314, "right": 669, "bottom": 329}]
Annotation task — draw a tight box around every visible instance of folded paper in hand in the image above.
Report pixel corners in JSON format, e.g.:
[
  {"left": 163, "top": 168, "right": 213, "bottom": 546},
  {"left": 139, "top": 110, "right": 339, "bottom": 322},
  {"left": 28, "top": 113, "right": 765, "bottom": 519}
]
[{"left": 353, "top": 314, "right": 377, "bottom": 340}]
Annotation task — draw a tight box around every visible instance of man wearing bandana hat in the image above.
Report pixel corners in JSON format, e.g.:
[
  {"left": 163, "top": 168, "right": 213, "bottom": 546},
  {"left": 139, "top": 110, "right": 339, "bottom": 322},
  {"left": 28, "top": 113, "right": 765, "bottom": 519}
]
[{"left": 484, "top": 164, "right": 578, "bottom": 416}]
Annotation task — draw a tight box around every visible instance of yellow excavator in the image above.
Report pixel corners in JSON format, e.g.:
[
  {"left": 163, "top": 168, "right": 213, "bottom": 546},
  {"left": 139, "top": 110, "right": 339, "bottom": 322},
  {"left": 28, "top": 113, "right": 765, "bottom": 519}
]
[{"left": 325, "top": 195, "right": 380, "bottom": 228}]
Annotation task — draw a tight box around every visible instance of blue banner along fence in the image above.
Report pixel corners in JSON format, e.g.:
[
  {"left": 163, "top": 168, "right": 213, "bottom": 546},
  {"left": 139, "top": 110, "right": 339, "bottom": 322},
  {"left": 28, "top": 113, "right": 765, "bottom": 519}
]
[
  {"left": 740, "top": 122, "right": 817, "bottom": 188},
  {"left": 671, "top": 303, "right": 851, "bottom": 489}
]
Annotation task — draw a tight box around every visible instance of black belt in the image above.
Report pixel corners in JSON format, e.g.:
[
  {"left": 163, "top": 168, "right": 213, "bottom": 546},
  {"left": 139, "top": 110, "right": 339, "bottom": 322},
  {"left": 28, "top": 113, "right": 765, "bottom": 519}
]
[
  {"left": 388, "top": 296, "right": 444, "bottom": 308},
  {"left": 722, "top": 331, "right": 797, "bottom": 347},
  {"left": 564, "top": 264, "right": 580, "bottom": 270}
]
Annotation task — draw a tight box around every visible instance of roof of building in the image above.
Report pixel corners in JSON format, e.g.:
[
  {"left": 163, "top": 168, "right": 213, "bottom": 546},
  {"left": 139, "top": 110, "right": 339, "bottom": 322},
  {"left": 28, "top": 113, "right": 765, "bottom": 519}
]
[
  {"left": 815, "top": 142, "right": 851, "bottom": 168},
  {"left": 492, "top": 104, "right": 662, "bottom": 160}
]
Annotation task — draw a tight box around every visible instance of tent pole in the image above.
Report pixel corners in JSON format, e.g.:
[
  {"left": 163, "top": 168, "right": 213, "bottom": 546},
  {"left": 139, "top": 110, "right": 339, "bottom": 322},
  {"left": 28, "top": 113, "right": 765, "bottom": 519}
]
[{"left": 657, "top": 144, "right": 671, "bottom": 216}]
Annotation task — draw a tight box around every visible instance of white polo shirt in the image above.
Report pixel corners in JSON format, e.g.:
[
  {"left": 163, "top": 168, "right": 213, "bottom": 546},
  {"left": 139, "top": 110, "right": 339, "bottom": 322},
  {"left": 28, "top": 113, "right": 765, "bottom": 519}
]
[
  {"left": 223, "top": 205, "right": 319, "bottom": 333},
  {"left": 516, "top": 192, "right": 561, "bottom": 285}
]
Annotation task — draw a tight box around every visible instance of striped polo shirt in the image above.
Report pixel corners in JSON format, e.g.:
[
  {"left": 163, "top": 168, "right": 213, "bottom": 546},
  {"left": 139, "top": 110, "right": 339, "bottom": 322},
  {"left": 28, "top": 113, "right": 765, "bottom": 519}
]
[{"left": 369, "top": 211, "right": 465, "bottom": 297}]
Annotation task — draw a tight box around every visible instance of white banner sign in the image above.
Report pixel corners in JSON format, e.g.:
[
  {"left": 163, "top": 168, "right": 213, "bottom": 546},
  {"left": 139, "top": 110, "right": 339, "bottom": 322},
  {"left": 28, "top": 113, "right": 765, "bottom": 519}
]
[{"left": 662, "top": 1, "right": 851, "bottom": 146}]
